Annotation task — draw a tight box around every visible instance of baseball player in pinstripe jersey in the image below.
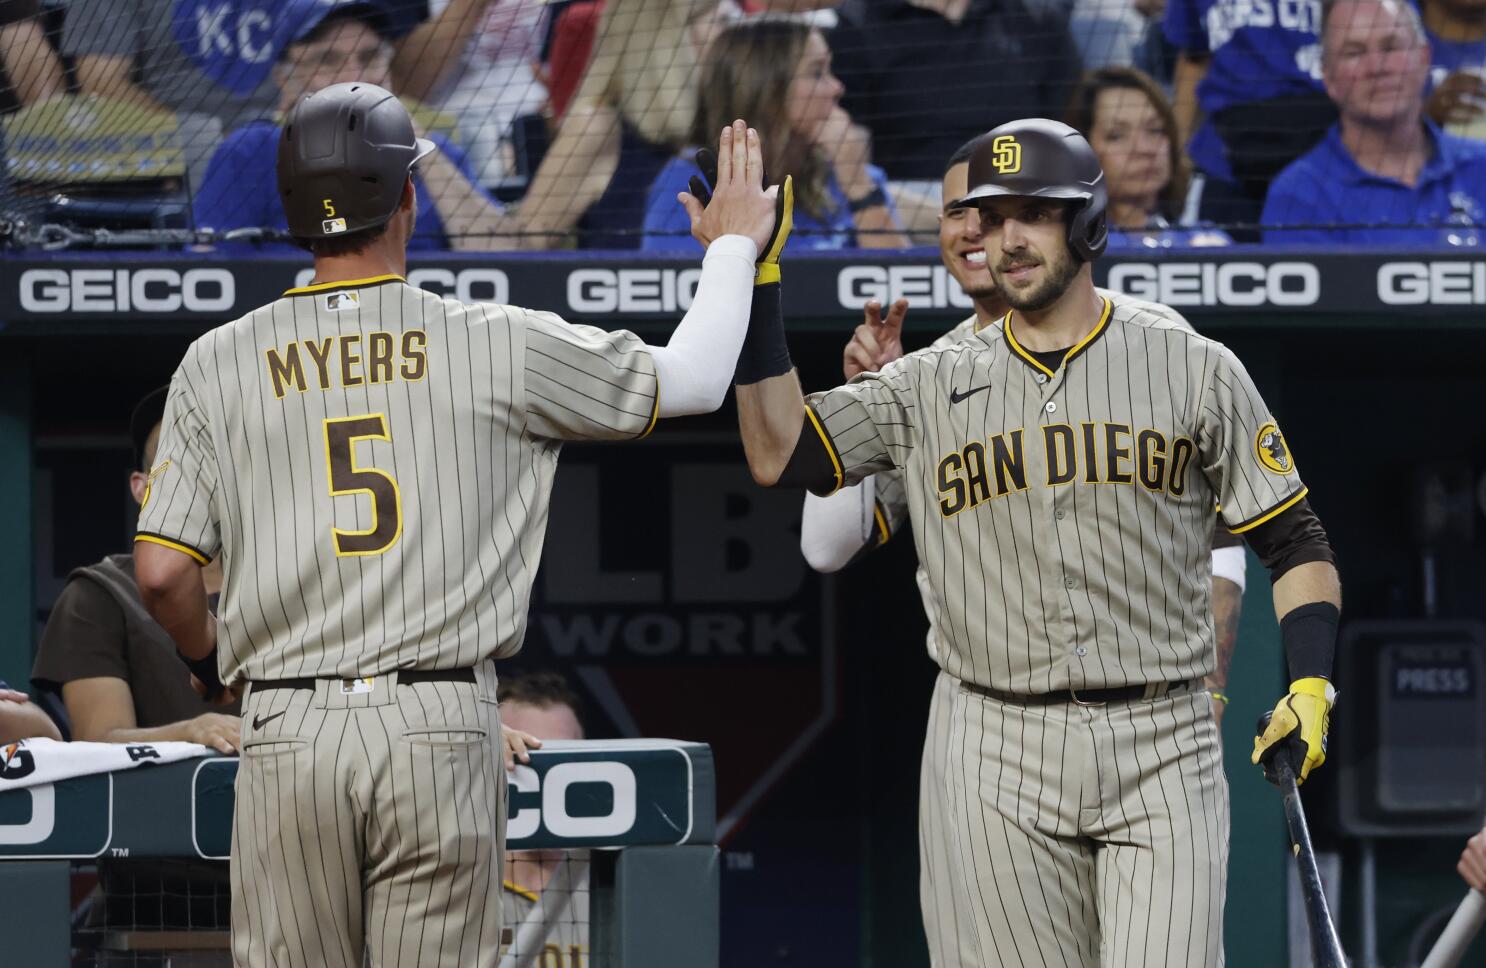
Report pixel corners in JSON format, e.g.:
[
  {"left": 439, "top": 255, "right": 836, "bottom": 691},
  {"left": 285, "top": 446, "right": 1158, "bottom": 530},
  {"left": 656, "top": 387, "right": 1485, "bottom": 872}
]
[
  {"left": 801, "top": 141, "right": 1249, "bottom": 724},
  {"left": 797, "top": 137, "right": 1250, "bottom": 963},
  {"left": 131, "top": 85, "right": 782, "bottom": 968},
  {"left": 723, "top": 119, "right": 1342, "bottom": 965}
]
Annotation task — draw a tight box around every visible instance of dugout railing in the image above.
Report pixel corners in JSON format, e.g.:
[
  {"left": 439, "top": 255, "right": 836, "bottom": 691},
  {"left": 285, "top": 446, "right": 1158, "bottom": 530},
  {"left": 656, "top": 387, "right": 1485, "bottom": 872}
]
[{"left": 0, "top": 739, "right": 719, "bottom": 967}]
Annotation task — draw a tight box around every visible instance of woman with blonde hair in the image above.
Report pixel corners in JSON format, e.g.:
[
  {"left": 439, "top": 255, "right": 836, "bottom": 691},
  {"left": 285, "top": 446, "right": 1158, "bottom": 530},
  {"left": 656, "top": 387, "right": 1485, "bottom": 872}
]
[
  {"left": 642, "top": 17, "right": 907, "bottom": 250},
  {"left": 504, "top": 0, "right": 737, "bottom": 249}
]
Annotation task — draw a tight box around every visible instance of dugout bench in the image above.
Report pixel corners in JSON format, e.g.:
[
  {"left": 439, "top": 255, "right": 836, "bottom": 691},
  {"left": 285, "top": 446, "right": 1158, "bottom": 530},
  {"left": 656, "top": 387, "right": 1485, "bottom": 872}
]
[{"left": 0, "top": 739, "right": 719, "bottom": 967}]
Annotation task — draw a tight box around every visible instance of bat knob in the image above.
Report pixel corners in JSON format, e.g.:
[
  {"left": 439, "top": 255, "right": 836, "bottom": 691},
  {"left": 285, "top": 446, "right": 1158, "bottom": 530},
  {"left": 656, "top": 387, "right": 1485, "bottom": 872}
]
[{"left": 1255, "top": 709, "right": 1273, "bottom": 738}]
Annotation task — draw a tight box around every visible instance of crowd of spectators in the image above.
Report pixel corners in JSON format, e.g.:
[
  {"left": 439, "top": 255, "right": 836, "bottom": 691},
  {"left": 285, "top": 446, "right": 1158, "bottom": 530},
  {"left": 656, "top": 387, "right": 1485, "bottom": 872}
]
[{"left": 3, "top": 0, "right": 1486, "bottom": 249}]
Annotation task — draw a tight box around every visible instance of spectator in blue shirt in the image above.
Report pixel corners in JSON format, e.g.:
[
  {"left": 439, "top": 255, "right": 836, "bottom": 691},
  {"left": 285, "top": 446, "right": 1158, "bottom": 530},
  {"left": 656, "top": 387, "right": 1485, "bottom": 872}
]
[
  {"left": 193, "top": 0, "right": 511, "bottom": 252},
  {"left": 1065, "top": 66, "right": 1231, "bottom": 249},
  {"left": 1165, "top": 0, "right": 1333, "bottom": 230},
  {"left": 642, "top": 17, "right": 907, "bottom": 253},
  {"left": 1263, "top": 0, "right": 1486, "bottom": 244}
]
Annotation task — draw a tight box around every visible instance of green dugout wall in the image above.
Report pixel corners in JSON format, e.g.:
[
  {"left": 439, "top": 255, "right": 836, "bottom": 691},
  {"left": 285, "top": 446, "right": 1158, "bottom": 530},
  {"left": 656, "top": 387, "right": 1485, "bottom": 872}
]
[{"left": 2, "top": 250, "right": 1485, "bottom": 964}]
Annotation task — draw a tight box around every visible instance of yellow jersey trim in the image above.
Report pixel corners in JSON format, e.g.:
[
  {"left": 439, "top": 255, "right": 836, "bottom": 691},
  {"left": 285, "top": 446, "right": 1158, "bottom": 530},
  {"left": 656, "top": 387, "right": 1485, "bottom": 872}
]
[
  {"left": 1002, "top": 297, "right": 1113, "bottom": 378},
  {"left": 134, "top": 533, "right": 210, "bottom": 565},
  {"left": 502, "top": 879, "right": 540, "bottom": 903},
  {"left": 284, "top": 274, "right": 405, "bottom": 296},
  {"left": 636, "top": 379, "right": 661, "bottom": 440},
  {"left": 872, "top": 501, "right": 891, "bottom": 545},
  {"left": 804, "top": 404, "right": 844, "bottom": 496},
  {"left": 1230, "top": 486, "right": 1309, "bottom": 535}
]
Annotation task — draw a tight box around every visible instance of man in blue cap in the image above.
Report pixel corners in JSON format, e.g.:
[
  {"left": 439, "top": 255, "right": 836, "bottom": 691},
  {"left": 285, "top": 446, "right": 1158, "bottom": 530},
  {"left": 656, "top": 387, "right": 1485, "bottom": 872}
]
[{"left": 193, "top": 0, "right": 512, "bottom": 251}]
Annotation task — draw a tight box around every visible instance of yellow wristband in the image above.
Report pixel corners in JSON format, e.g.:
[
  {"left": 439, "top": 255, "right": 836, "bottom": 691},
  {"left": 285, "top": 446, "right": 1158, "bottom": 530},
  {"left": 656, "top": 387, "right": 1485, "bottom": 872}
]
[
  {"left": 1208, "top": 690, "right": 1230, "bottom": 705},
  {"left": 1290, "top": 677, "right": 1330, "bottom": 701}
]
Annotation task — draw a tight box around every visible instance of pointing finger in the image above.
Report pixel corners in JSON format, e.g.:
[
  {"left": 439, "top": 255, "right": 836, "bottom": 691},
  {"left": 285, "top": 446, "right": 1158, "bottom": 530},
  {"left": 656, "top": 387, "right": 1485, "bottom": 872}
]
[
  {"left": 746, "top": 127, "right": 763, "bottom": 188},
  {"left": 862, "top": 299, "right": 882, "bottom": 328}
]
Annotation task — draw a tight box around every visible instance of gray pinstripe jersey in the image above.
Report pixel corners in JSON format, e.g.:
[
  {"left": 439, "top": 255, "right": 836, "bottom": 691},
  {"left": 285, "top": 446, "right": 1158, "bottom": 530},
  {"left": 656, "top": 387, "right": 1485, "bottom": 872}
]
[
  {"left": 810, "top": 293, "right": 1302, "bottom": 693},
  {"left": 137, "top": 275, "right": 659, "bottom": 685}
]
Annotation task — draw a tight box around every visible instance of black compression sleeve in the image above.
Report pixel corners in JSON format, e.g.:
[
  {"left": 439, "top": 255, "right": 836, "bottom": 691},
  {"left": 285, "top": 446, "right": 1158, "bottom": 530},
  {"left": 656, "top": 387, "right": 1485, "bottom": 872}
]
[
  {"left": 775, "top": 412, "right": 841, "bottom": 495},
  {"left": 1242, "top": 498, "right": 1335, "bottom": 582},
  {"left": 1280, "top": 602, "right": 1339, "bottom": 681},
  {"left": 734, "top": 282, "right": 794, "bottom": 386}
]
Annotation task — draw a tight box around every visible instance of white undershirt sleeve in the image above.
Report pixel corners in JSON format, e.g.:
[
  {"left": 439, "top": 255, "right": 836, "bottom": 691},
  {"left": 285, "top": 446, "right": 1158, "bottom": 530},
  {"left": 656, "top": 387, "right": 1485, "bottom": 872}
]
[
  {"left": 645, "top": 234, "right": 758, "bottom": 417},
  {"left": 1211, "top": 545, "right": 1247, "bottom": 591},
  {"left": 800, "top": 478, "right": 877, "bottom": 573}
]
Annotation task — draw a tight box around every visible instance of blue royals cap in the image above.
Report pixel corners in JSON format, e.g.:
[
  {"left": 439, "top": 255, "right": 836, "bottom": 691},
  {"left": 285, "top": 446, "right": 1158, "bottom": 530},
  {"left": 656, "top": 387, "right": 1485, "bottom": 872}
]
[{"left": 282, "top": 0, "right": 396, "bottom": 52}]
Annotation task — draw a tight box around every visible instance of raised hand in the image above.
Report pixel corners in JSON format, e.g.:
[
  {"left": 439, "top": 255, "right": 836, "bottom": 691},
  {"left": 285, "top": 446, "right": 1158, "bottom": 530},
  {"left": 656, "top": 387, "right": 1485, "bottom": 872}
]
[
  {"left": 843, "top": 297, "right": 909, "bottom": 378},
  {"left": 679, "top": 119, "right": 779, "bottom": 253}
]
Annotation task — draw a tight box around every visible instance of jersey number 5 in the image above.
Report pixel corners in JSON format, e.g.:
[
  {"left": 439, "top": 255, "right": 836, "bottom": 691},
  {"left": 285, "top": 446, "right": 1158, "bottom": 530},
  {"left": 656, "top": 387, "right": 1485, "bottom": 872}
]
[{"left": 323, "top": 414, "right": 403, "bottom": 556}]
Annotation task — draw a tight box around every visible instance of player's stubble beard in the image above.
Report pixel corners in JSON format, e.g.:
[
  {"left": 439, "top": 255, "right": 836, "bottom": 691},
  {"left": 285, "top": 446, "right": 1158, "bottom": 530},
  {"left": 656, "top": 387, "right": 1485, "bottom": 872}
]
[{"left": 992, "top": 242, "right": 1079, "bottom": 313}]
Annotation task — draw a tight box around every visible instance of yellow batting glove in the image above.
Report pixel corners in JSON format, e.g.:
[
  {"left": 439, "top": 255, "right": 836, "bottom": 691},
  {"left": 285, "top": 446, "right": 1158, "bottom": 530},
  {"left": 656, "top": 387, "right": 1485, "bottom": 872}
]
[
  {"left": 753, "top": 175, "right": 793, "bottom": 286},
  {"left": 1252, "top": 677, "right": 1336, "bottom": 784},
  {"left": 689, "top": 147, "right": 793, "bottom": 286}
]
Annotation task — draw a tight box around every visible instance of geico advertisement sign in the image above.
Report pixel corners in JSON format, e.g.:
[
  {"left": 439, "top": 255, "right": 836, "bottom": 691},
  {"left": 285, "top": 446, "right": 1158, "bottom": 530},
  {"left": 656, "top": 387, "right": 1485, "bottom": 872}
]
[
  {"left": 19, "top": 268, "right": 235, "bottom": 313},
  {"left": 1105, "top": 262, "right": 1321, "bottom": 307},
  {"left": 566, "top": 268, "right": 703, "bottom": 313},
  {"left": 507, "top": 761, "right": 637, "bottom": 840},
  {"left": 836, "top": 265, "right": 974, "bottom": 310},
  {"left": 294, "top": 267, "right": 511, "bottom": 304},
  {"left": 1376, "top": 262, "right": 1486, "bottom": 305}
]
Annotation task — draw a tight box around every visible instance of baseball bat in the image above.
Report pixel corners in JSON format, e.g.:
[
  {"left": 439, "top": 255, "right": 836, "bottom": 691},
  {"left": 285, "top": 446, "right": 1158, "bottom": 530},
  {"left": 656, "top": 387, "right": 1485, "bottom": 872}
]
[
  {"left": 1257, "top": 711, "right": 1347, "bottom": 968},
  {"left": 1420, "top": 890, "right": 1486, "bottom": 968}
]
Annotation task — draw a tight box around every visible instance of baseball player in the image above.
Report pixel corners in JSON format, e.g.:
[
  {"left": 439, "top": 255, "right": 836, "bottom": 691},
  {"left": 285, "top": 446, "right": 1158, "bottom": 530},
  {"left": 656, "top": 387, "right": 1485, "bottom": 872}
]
[
  {"left": 131, "top": 85, "right": 781, "bottom": 968},
  {"left": 801, "top": 138, "right": 1247, "bottom": 730},
  {"left": 723, "top": 118, "right": 1341, "bottom": 965},
  {"left": 797, "top": 136, "right": 1251, "bottom": 962}
]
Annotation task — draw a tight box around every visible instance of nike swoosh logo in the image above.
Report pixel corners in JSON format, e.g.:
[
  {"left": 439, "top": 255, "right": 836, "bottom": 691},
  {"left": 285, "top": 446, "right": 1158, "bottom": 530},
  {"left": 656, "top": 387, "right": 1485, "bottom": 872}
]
[
  {"left": 252, "top": 711, "right": 286, "bottom": 730},
  {"left": 949, "top": 385, "right": 991, "bottom": 404}
]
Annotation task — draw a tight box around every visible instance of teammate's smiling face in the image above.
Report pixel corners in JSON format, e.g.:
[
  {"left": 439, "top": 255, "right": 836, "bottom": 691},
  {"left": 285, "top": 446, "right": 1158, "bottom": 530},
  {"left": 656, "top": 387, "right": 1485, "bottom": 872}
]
[
  {"left": 939, "top": 162, "right": 997, "bottom": 301},
  {"left": 980, "top": 197, "right": 1080, "bottom": 312}
]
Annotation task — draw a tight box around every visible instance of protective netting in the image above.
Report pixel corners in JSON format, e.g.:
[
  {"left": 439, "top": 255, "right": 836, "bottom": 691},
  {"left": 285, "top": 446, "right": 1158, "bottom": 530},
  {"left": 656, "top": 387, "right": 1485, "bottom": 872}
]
[
  {"left": 68, "top": 859, "right": 233, "bottom": 968},
  {"left": 2, "top": 0, "right": 1485, "bottom": 251}
]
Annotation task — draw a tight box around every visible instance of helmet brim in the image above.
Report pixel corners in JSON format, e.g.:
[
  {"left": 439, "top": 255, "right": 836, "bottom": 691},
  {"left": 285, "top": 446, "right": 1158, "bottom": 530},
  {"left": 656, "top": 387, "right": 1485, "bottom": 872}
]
[
  {"left": 413, "top": 137, "right": 438, "bottom": 164},
  {"left": 947, "top": 183, "right": 1095, "bottom": 210}
]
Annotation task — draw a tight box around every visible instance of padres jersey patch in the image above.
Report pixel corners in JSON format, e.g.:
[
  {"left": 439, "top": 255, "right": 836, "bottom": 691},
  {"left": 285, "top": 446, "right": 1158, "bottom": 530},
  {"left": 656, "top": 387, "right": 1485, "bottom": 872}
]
[{"left": 1255, "top": 422, "right": 1293, "bottom": 474}]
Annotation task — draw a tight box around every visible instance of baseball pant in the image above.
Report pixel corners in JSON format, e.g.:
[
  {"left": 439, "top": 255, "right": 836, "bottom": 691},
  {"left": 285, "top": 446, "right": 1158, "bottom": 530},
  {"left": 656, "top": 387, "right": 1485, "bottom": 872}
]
[
  {"left": 231, "top": 664, "right": 506, "bottom": 968},
  {"left": 919, "top": 670, "right": 1229, "bottom": 968}
]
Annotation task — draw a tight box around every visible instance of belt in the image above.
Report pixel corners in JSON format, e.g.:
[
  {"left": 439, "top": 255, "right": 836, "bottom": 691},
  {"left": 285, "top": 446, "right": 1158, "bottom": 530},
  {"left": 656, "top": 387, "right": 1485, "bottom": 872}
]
[
  {"left": 964, "top": 678, "right": 1199, "bottom": 707},
  {"left": 253, "top": 668, "right": 477, "bottom": 692}
]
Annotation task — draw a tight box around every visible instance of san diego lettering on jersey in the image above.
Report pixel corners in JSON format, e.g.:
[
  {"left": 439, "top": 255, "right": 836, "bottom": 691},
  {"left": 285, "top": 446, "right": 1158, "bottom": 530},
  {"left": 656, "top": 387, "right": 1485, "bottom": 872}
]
[
  {"left": 936, "top": 422, "right": 1197, "bottom": 516},
  {"left": 264, "top": 329, "right": 427, "bottom": 398}
]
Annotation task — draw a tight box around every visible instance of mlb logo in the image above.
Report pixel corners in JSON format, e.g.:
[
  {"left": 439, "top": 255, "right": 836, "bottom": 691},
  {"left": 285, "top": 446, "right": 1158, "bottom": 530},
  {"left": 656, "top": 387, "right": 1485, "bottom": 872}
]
[
  {"left": 323, "top": 217, "right": 347, "bottom": 234},
  {"left": 325, "top": 291, "right": 360, "bottom": 312},
  {"left": 340, "top": 676, "right": 376, "bottom": 695}
]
